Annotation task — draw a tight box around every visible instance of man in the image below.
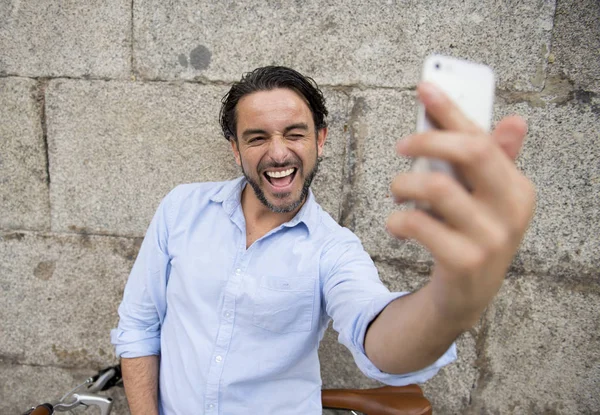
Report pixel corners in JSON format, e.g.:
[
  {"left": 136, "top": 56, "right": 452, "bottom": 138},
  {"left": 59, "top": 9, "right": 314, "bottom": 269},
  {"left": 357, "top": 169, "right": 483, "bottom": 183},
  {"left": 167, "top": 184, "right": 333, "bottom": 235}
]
[{"left": 111, "top": 66, "right": 535, "bottom": 414}]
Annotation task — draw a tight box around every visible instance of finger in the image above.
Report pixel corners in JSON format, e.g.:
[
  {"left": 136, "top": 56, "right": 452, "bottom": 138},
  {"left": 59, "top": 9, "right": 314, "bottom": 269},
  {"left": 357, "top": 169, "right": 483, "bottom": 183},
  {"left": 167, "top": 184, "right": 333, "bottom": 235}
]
[
  {"left": 491, "top": 116, "right": 528, "bottom": 161},
  {"left": 390, "top": 172, "right": 495, "bottom": 240},
  {"left": 386, "top": 209, "right": 478, "bottom": 269},
  {"left": 397, "top": 130, "right": 514, "bottom": 199},
  {"left": 417, "top": 82, "right": 481, "bottom": 133}
]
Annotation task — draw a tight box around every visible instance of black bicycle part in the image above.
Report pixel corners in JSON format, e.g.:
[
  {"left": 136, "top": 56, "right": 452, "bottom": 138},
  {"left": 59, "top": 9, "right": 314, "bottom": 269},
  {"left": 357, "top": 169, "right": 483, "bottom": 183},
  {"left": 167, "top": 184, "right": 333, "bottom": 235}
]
[{"left": 91, "top": 364, "right": 123, "bottom": 391}]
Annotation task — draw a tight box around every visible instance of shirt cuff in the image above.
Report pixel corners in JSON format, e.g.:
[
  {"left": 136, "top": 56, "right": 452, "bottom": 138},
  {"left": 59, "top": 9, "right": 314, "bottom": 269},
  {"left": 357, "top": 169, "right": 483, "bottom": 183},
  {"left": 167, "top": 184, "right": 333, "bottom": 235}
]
[
  {"left": 348, "top": 291, "right": 458, "bottom": 386},
  {"left": 110, "top": 327, "right": 161, "bottom": 358}
]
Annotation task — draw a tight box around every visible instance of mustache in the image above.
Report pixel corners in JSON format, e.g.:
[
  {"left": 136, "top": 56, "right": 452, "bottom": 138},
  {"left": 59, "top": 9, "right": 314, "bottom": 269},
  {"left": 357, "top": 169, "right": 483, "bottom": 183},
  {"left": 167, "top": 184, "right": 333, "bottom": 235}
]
[{"left": 258, "top": 157, "right": 301, "bottom": 173}]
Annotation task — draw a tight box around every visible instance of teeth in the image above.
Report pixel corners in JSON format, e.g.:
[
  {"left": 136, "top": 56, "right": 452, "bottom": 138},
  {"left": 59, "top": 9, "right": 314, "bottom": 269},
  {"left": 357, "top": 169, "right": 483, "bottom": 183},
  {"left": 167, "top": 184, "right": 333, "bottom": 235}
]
[{"left": 266, "top": 168, "right": 295, "bottom": 178}]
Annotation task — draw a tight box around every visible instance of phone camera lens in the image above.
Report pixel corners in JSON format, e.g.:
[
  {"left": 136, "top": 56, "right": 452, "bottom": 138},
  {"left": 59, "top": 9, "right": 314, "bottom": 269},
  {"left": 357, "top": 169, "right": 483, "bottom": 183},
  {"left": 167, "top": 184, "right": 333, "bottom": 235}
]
[{"left": 435, "top": 62, "right": 441, "bottom": 70}]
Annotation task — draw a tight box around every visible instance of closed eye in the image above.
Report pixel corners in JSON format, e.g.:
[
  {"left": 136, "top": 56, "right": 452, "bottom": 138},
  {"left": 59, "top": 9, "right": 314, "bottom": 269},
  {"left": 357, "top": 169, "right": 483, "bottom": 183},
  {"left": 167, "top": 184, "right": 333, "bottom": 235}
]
[{"left": 248, "top": 136, "right": 265, "bottom": 144}]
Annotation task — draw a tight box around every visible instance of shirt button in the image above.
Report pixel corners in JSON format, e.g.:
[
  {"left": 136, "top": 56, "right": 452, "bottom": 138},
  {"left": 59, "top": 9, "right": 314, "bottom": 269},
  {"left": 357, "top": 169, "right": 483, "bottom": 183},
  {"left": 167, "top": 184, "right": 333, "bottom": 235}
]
[
  {"left": 206, "top": 403, "right": 214, "bottom": 410},
  {"left": 225, "top": 312, "right": 231, "bottom": 318},
  {"left": 215, "top": 355, "right": 223, "bottom": 363},
  {"left": 235, "top": 268, "right": 241, "bottom": 275}
]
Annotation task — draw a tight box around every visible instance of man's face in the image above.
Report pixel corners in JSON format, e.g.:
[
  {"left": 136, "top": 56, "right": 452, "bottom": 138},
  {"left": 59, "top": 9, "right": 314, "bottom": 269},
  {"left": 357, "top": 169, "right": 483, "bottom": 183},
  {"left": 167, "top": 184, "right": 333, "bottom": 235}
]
[{"left": 231, "top": 88, "right": 327, "bottom": 213}]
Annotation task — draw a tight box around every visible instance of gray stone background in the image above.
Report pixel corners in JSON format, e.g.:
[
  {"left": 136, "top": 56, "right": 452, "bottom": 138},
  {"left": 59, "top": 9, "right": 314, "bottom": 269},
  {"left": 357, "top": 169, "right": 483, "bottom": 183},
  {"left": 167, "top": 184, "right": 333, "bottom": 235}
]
[{"left": 1, "top": 0, "right": 598, "bottom": 413}]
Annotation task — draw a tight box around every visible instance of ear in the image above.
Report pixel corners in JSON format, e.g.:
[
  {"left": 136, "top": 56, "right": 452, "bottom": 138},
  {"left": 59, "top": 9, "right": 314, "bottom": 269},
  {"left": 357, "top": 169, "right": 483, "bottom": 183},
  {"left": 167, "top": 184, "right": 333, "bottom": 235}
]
[
  {"left": 316, "top": 127, "right": 328, "bottom": 158},
  {"left": 230, "top": 139, "right": 241, "bottom": 166}
]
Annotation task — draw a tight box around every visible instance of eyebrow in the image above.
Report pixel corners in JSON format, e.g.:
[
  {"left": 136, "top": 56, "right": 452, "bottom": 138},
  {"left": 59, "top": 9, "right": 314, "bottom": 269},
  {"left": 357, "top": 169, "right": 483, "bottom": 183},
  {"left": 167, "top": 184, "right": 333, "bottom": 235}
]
[
  {"left": 241, "top": 123, "right": 310, "bottom": 140},
  {"left": 283, "top": 123, "right": 309, "bottom": 134}
]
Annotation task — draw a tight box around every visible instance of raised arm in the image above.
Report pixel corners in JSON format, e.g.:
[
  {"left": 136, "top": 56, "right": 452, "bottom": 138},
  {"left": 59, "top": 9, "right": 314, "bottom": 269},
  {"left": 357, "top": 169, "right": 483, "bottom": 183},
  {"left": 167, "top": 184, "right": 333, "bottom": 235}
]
[{"left": 365, "top": 83, "right": 535, "bottom": 374}]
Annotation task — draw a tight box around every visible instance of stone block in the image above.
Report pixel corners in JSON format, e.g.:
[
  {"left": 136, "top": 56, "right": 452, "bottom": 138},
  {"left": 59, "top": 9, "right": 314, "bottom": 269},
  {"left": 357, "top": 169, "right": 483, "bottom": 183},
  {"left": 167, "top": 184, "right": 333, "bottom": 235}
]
[
  {"left": 0, "top": 78, "right": 49, "bottom": 231},
  {"left": 0, "top": 231, "right": 139, "bottom": 368},
  {"left": 0, "top": 1, "right": 131, "bottom": 79},
  {"left": 422, "top": 332, "right": 478, "bottom": 415},
  {"left": 0, "top": 362, "right": 128, "bottom": 415},
  {"left": 468, "top": 276, "right": 600, "bottom": 414},
  {"left": 342, "top": 89, "right": 430, "bottom": 263},
  {"left": 495, "top": 98, "right": 600, "bottom": 282},
  {"left": 311, "top": 89, "right": 350, "bottom": 221},
  {"left": 548, "top": 0, "right": 600, "bottom": 93},
  {"left": 45, "top": 79, "right": 241, "bottom": 236},
  {"left": 349, "top": 89, "right": 600, "bottom": 282},
  {"left": 319, "top": 261, "right": 478, "bottom": 414},
  {"left": 46, "top": 80, "right": 347, "bottom": 236},
  {"left": 134, "top": 0, "right": 554, "bottom": 91}
]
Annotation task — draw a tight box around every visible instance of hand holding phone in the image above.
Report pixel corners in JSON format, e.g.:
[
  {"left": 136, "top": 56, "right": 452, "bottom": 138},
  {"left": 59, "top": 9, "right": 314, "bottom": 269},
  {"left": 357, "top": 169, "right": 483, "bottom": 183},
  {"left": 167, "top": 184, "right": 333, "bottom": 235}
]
[
  {"left": 410, "top": 55, "right": 495, "bottom": 213},
  {"left": 386, "top": 56, "right": 535, "bottom": 342}
]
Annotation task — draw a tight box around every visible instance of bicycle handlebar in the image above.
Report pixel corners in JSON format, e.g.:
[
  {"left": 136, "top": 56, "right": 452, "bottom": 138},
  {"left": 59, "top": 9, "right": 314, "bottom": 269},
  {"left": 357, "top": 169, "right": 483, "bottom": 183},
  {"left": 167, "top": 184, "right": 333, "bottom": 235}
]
[{"left": 23, "top": 365, "right": 122, "bottom": 415}]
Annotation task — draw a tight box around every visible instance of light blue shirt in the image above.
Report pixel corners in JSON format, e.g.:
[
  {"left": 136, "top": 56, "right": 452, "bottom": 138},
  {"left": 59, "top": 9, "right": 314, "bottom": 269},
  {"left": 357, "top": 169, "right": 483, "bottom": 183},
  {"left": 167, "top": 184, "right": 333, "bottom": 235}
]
[{"left": 111, "top": 177, "right": 456, "bottom": 415}]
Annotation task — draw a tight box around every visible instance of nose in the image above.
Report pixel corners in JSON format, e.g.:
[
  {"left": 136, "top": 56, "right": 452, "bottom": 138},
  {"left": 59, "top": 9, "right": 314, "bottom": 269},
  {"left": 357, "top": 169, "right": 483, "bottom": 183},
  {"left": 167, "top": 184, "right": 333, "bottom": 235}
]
[{"left": 267, "top": 135, "right": 289, "bottom": 162}]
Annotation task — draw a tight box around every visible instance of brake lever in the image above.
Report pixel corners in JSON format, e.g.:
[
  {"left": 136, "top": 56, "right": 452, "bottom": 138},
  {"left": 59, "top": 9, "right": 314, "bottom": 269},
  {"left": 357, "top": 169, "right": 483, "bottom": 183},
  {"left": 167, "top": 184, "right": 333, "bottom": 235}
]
[
  {"left": 53, "top": 393, "right": 113, "bottom": 415},
  {"left": 88, "top": 365, "right": 122, "bottom": 392}
]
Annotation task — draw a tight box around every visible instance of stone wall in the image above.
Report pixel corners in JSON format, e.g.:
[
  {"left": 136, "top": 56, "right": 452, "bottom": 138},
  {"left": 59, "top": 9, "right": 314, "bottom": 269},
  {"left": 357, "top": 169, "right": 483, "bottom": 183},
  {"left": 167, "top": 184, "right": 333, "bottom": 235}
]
[{"left": 1, "top": 1, "right": 598, "bottom": 413}]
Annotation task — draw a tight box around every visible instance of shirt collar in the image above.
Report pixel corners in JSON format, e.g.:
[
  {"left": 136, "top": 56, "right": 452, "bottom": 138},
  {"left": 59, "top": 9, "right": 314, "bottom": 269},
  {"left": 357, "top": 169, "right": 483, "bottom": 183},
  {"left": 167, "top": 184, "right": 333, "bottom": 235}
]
[
  {"left": 282, "top": 188, "right": 318, "bottom": 235},
  {"left": 210, "top": 176, "right": 245, "bottom": 204},
  {"left": 210, "top": 176, "right": 319, "bottom": 235}
]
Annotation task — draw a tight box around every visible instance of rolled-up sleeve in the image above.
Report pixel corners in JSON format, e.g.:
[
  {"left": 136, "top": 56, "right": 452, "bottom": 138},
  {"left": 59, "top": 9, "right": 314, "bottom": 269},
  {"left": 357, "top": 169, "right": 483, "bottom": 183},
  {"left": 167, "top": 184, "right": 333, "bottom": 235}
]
[
  {"left": 322, "top": 229, "right": 456, "bottom": 386},
  {"left": 110, "top": 188, "right": 177, "bottom": 358}
]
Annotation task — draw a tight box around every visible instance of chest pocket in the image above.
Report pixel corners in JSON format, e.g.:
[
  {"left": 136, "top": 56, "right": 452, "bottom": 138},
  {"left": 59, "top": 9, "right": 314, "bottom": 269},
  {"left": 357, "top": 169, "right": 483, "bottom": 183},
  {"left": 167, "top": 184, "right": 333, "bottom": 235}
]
[{"left": 252, "top": 274, "right": 316, "bottom": 333}]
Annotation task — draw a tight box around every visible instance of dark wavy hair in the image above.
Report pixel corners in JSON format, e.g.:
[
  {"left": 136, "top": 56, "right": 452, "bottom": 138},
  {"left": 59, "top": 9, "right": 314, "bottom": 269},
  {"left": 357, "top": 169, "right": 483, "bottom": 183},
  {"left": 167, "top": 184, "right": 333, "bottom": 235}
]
[{"left": 219, "top": 66, "right": 328, "bottom": 141}]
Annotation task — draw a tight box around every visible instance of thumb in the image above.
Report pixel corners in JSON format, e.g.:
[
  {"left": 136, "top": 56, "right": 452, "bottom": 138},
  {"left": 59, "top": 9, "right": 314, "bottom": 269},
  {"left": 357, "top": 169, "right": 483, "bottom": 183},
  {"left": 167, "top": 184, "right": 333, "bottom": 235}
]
[{"left": 492, "top": 115, "right": 528, "bottom": 161}]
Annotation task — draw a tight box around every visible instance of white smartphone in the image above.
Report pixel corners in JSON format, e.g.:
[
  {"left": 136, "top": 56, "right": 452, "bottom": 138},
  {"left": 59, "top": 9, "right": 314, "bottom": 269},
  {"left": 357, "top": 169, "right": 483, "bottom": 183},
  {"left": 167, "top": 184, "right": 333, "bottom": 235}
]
[{"left": 410, "top": 55, "right": 495, "bottom": 213}]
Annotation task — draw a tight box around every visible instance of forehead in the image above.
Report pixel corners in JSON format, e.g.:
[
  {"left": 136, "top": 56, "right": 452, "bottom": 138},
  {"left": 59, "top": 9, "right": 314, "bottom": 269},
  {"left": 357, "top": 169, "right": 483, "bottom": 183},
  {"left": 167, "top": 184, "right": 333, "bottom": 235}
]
[{"left": 236, "top": 88, "right": 312, "bottom": 129}]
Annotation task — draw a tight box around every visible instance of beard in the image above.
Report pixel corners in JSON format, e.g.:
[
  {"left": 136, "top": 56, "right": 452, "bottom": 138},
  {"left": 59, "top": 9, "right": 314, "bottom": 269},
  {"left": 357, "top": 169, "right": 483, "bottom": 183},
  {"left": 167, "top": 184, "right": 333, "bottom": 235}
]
[{"left": 241, "top": 155, "right": 320, "bottom": 214}]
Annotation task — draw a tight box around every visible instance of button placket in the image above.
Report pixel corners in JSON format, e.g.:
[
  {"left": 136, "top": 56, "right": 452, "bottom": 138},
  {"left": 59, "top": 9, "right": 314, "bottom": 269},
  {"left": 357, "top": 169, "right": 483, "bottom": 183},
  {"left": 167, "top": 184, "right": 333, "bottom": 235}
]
[
  {"left": 203, "top": 229, "right": 252, "bottom": 413},
  {"left": 204, "top": 256, "right": 247, "bottom": 413}
]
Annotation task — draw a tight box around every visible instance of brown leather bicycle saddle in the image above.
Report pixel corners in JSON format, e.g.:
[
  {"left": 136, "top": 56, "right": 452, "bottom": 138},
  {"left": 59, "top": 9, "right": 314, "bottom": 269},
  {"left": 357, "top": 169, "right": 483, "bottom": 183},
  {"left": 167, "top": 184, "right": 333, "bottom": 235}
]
[{"left": 321, "top": 385, "right": 432, "bottom": 415}]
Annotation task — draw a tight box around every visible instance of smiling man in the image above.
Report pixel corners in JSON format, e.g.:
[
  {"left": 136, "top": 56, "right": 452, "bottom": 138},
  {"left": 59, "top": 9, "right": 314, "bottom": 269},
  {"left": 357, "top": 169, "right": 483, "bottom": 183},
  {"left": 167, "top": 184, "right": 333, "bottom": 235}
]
[
  {"left": 111, "top": 66, "right": 535, "bottom": 415},
  {"left": 230, "top": 87, "right": 325, "bottom": 216}
]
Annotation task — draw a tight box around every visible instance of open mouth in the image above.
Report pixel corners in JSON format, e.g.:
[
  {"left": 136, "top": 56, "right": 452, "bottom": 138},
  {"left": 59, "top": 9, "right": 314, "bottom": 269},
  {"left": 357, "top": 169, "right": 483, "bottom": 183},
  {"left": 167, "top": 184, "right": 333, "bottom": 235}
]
[{"left": 263, "top": 167, "right": 298, "bottom": 189}]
